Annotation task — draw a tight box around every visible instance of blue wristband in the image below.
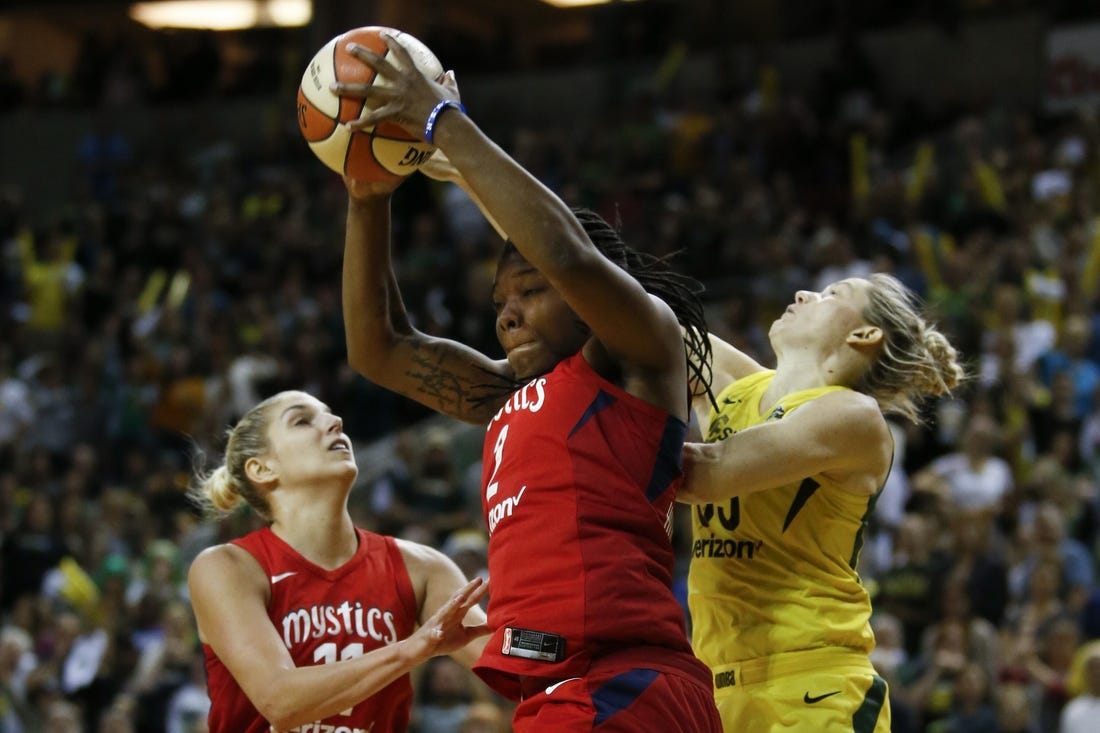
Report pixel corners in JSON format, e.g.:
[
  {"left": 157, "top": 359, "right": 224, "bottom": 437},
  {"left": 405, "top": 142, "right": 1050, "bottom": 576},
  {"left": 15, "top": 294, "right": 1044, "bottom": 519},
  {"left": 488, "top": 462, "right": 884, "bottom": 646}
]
[{"left": 424, "top": 100, "right": 466, "bottom": 145}]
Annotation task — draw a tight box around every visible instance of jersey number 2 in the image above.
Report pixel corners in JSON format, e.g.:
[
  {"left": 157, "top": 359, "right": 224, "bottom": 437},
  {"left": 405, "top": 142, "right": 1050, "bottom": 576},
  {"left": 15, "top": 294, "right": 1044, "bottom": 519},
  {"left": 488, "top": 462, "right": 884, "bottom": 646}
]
[{"left": 485, "top": 424, "right": 509, "bottom": 501}]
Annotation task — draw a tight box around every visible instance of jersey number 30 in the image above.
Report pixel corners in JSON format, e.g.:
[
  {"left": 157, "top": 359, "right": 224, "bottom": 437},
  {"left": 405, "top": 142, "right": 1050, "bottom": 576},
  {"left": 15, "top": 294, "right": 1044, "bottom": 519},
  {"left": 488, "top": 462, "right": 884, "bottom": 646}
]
[{"left": 696, "top": 498, "right": 741, "bottom": 531}]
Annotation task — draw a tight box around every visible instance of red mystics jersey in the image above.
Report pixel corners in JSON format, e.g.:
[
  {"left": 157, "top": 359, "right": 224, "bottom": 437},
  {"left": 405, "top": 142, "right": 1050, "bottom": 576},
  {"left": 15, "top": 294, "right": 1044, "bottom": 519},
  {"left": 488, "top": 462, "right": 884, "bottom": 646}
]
[
  {"left": 203, "top": 527, "right": 418, "bottom": 733},
  {"left": 475, "top": 352, "right": 706, "bottom": 698}
]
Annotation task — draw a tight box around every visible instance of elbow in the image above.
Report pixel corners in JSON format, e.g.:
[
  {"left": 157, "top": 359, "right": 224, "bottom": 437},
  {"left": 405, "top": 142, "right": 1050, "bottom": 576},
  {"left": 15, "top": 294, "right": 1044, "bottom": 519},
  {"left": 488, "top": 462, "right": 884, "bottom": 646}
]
[
  {"left": 262, "top": 711, "right": 297, "bottom": 733},
  {"left": 253, "top": 674, "right": 323, "bottom": 732},
  {"left": 525, "top": 209, "right": 598, "bottom": 276},
  {"left": 346, "top": 330, "right": 396, "bottom": 380},
  {"left": 346, "top": 339, "right": 377, "bottom": 378},
  {"left": 552, "top": 232, "right": 600, "bottom": 276},
  {"left": 344, "top": 305, "right": 414, "bottom": 380},
  {"left": 265, "top": 712, "right": 306, "bottom": 732},
  {"left": 252, "top": 688, "right": 300, "bottom": 731}
]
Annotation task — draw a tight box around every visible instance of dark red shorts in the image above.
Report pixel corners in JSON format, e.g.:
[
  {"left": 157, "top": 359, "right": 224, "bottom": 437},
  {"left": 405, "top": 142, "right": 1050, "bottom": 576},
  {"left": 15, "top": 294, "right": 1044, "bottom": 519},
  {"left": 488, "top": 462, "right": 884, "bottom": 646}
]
[{"left": 512, "top": 665, "right": 722, "bottom": 732}]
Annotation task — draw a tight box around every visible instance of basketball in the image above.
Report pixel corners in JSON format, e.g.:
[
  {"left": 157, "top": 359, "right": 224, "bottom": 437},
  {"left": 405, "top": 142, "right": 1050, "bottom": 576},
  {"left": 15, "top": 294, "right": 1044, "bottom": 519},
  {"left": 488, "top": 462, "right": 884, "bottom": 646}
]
[{"left": 296, "top": 26, "right": 444, "bottom": 182}]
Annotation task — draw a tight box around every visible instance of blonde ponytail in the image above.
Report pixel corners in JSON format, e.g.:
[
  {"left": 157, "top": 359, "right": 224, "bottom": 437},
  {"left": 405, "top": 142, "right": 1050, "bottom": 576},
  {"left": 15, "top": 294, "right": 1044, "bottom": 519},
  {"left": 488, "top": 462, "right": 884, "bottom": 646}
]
[
  {"left": 857, "top": 274, "right": 966, "bottom": 423},
  {"left": 919, "top": 329, "right": 965, "bottom": 396},
  {"left": 190, "top": 464, "right": 245, "bottom": 517},
  {"left": 188, "top": 393, "right": 283, "bottom": 521}
]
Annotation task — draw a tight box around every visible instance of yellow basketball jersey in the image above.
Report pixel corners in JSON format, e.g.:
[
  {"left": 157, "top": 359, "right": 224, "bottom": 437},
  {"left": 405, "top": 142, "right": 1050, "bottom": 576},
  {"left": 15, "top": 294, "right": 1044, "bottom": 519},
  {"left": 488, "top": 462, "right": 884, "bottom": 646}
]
[{"left": 688, "top": 370, "right": 882, "bottom": 668}]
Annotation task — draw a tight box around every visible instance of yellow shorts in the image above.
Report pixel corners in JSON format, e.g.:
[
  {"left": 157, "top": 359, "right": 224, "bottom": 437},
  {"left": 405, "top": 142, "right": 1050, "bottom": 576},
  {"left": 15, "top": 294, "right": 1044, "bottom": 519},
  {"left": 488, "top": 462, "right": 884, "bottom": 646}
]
[{"left": 710, "top": 647, "right": 890, "bottom": 733}]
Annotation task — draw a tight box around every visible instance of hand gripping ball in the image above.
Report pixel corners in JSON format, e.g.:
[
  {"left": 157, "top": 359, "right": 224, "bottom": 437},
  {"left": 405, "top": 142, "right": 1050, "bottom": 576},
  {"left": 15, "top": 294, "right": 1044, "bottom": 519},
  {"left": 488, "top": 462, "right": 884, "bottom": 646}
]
[{"left": 297, "top": 26, "right": 443, "bottom": 182}]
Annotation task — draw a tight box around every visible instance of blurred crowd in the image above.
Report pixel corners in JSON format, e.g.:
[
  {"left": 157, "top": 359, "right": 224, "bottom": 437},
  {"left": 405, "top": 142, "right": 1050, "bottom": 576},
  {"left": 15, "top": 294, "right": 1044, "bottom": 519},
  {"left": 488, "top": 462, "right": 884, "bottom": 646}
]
[
  {"left": 3, "top": 0, "right": 1100, "bottom": 113},
  {"left": 3, "top": 17, "right": 1100, "bottom": 733}
]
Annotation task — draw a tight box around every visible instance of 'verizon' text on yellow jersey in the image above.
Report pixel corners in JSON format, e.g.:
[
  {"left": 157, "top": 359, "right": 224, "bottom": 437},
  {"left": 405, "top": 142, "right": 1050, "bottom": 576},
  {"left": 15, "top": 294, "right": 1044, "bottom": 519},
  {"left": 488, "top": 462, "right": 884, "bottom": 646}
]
[{"left": 688, "top": 370, "right": 885, "bottom": 669}]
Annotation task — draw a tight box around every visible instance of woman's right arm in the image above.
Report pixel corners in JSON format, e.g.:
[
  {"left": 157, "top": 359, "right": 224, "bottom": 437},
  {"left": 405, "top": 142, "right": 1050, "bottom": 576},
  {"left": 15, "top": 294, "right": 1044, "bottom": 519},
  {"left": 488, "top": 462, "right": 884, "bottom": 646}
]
[
  {"left": 188, "top": 543, "right": 488, "bottom": 731},
  {"left": 680, "top": 389, "right": 892, "bottom": 502},
  {"left": 342, "top": 190, "right": 514, "bottom": 424},
  {"left": 709, "top": 332, "right": 767, "bottom": 386}
]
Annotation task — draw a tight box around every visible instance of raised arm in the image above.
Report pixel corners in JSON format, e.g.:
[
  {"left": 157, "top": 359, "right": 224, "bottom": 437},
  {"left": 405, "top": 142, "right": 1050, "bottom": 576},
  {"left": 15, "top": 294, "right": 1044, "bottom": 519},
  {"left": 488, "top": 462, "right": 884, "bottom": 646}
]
[
  {"left": 690, "top": 332, "right": 769, "bottom": 432},
  {"left": 339, "top": 39, "right": 684, "bottom": 379},
  {"left": 417, "top": 147, "right": 508, "bottom": 242},
  {"left": 188, "top": 543, "right": 488, "bottom": 731},
  {"left": 342, "top": 187, "right": 514, "bottom": 424},
  {"left": 433, "top": 121, "right": 684, "bottom": 374}
]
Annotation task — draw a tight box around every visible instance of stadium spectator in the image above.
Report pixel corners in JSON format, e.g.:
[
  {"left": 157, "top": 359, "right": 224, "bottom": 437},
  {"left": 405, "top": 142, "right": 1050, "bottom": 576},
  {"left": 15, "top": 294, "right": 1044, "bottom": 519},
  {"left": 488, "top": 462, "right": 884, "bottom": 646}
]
[
  {"left": 913, "top": 412, "right": 1015, "bottom": 514},
  {"left": 1060, "top": 643, "right": 1100, "bottom": 733}
]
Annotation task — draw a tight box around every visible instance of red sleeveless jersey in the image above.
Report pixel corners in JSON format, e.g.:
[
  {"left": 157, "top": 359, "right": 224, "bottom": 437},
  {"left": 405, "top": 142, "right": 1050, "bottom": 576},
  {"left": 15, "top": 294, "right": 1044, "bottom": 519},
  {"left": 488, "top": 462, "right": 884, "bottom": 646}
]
[
  {"left": 202, "top": 527, "right": 418, "bottom": 733},
  {"left": 475, "top": 352, "right": 707, "bottom": 698}
]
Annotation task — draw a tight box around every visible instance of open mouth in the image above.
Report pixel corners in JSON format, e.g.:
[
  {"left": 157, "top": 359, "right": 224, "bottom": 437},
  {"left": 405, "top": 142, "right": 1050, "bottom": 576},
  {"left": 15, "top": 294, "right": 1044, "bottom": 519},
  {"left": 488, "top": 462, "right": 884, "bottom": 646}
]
[{"left": 329, "top": 438, "right": 351, "bottom": 452}]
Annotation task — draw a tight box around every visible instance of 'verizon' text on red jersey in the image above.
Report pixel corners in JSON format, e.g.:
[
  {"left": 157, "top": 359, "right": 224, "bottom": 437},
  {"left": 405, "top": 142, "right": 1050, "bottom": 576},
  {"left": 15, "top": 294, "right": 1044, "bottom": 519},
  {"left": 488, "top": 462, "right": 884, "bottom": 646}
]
[
  {"left": 475, "top": 352, "right": 704, "bottom": 698},
  {"left": 203, "top": 527, "right": 418, "bottom": 733}
]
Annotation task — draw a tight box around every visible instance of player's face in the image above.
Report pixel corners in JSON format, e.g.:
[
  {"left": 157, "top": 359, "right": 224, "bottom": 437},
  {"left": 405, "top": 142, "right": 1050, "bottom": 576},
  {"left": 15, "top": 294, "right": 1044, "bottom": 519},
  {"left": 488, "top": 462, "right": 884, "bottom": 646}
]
[
  {"left": 263, "top": 391, "right": 358, "bottom": 485},
  {"left": 492, "top": 254, "right": 590, "bottom": 380},
  {"left": 771, "top": 278, "right": 872, "bottom": 345}
]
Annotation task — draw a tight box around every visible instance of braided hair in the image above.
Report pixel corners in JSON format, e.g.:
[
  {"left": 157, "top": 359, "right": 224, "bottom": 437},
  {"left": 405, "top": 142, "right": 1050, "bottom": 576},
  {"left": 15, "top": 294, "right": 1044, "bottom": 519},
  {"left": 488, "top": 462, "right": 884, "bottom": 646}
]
[{"left": 486, "top": 207, "right": 715, "bottom": 408}]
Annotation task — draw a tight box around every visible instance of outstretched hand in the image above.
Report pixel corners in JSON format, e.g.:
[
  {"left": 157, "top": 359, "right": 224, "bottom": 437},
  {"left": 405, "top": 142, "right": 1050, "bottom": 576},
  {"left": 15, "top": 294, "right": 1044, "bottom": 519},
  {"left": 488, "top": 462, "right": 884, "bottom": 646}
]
[
  {"left": 334, "top": 35, "right": 461, "bottom": 140},
  {"left": 411, "top": 576, "right": 491, "bottom": 659}
]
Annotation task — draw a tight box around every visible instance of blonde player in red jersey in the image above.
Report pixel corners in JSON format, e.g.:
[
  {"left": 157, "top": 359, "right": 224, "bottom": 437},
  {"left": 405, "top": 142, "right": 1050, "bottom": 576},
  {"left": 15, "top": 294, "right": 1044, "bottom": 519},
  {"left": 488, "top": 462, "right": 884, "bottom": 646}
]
[
  {"left": 333, "top": 34, "right": 722, "bottom": 733},
  {"left": 681, "top": 276, "right": 965, "bottom": 732},
  {"left": 187, "top": 390, "right": 490, "bottom": 733}
]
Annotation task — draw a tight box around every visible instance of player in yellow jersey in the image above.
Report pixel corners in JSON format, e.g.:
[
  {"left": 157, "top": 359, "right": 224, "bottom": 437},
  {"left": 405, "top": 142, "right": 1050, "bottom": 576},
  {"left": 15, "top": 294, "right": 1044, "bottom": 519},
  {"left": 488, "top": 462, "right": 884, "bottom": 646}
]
[{"left": 681, "top": 274, "right": 965, "bottom": 733}]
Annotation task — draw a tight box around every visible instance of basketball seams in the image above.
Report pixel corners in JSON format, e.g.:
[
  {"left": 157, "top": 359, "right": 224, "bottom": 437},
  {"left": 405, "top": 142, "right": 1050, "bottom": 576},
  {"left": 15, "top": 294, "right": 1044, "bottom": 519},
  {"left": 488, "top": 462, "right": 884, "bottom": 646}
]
[
  {"left": 298, "top": 26, "right": 441, "bottom": 181},
  {"left": 334, "top": 30, "right": 373, "bottom": 130},
  {"left": 296, "top": 87, "right": 336, "bottom": 142}
]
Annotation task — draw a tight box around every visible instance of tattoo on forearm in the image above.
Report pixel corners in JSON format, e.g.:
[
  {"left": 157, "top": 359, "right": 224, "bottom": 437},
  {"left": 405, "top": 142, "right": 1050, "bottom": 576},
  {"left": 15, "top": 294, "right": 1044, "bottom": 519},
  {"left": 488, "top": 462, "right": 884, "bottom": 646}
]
[
  {"left": 408, "top": 347, "right": 471, "bottom": 410},
  {"left": 405, "top": 343, "right": 513, "bottom": 420}
]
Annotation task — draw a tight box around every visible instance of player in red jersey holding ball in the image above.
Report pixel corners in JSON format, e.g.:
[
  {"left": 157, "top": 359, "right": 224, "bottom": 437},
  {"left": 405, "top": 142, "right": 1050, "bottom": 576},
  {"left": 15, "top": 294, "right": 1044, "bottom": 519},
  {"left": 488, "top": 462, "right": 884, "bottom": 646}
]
[
  {"left": 187, "top": 390, "right": 490, "bottom": 733},
  {"left": 335, "top": 35, "right": 722, "bottom": 733}
]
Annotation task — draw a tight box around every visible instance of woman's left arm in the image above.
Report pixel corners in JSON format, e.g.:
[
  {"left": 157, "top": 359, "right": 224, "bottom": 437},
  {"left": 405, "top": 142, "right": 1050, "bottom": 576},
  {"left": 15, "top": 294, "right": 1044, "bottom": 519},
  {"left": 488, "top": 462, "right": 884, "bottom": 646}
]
[{"left": 680, "top": 390, "right": 893, "bottom": 502}]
